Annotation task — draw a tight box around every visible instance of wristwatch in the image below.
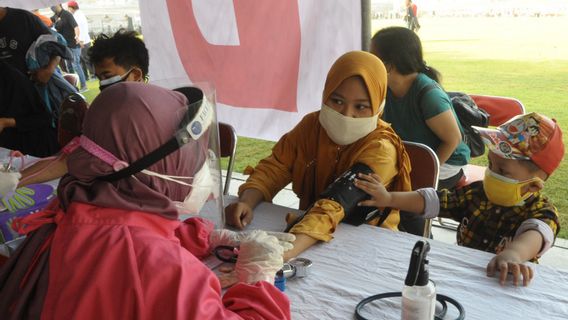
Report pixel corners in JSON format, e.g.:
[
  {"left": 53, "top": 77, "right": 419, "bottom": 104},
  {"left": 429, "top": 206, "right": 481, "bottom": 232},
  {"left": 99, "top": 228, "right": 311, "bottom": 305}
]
[{"left": 287, "top": 257, "right": 313, "bottom": 278}]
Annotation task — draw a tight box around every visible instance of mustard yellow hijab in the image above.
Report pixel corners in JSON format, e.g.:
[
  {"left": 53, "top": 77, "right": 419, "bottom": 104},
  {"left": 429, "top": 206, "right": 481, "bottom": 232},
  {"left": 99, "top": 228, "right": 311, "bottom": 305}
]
[{"left": 322, "top": 51, "right": 388, "bottom": 116}]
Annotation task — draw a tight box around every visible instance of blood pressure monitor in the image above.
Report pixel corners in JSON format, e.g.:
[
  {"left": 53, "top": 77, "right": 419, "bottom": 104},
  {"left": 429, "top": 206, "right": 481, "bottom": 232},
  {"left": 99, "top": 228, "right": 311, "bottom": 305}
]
[{"left": 281, "top": 258, "right": 313, "bottom": 279}]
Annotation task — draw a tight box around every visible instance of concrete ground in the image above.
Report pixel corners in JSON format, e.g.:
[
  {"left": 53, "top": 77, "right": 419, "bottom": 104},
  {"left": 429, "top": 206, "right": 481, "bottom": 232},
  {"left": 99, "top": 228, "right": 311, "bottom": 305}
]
[{"left": 224, "top": 171, "right": 568, "bottom": 272}]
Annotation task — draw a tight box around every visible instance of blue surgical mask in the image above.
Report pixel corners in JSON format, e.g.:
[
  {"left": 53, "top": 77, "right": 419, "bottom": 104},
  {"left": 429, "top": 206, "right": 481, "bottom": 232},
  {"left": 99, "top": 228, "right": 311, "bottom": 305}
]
[{"left": 98, "top": 68, "right": 133, "bottom": 91}]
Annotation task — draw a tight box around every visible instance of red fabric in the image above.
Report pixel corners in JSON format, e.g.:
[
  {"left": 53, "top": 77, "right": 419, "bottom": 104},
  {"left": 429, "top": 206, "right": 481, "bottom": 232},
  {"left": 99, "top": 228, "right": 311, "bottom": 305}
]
[
  {"left": 530, "top": 122, "right": 564, "bottom": 175},
  {"left": 175, "top": 217, "right": 215, "bottom": 260},
  {"left": 411, "top": 4, "right": 417, "bottom": 17},
  {"left": 40, "top": 202, "right": 290, "bottom": 320}
]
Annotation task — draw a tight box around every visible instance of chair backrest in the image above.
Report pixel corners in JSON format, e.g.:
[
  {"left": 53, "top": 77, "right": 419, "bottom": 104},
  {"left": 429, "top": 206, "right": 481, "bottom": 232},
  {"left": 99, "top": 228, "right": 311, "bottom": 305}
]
[
  {"left": 469, "top": 94, "right": 525, "bottom": 126},
  {"left": 403, "top": 141, "right": 440, "bottom": 238},
  {"left": 58, "top": 92, "right": 88, "bottom": 147},
  {"left": 403, "top": 141, "right": 440, "bottom": 191},
  {"left": 218, "top": 122, "right": 238, "bottom": 195}
]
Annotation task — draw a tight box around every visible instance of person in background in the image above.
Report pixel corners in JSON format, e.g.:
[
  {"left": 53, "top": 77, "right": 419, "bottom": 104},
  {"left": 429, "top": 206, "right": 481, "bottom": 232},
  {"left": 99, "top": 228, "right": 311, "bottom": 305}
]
[
  {"left": 0, "top": 7, "right": 59, "bottom": 85},
  {"left": 371, "top": 27, "right": 469, "bottom": 189},
  {"left": 32, "top": 9, "right": 53, "bottom": 28},
  {"left": 89, "top": 29, "right": 148, "bottom": 87},
  {"left": 66, "top": 1, "right": 95, "bottom": 80},
  {"left": 225, "top": 51, "right": 412, "bottom": 260},
  {"left": 0, "top": 61, "right": 59, "bottom": 158},
  {"left": 370, "top": 26, "right": 470, "bottom": 235},
  {"left": 51, "top": 4, "right": 87, "bottom": 92},
  {"left": 405, "top": 0, "right": 420, "bottom": 32},
  {"left": 0, "top": 82, "right": 293, "bottom": 319},
  {"left": 355, "top": 112, "right": 564, "bottom": 287},
  {"left": 0, "top": 7, "right": 60, "bottom": 157},
  {"left": 0, "top": 30, "right": 149, "bottom": 193}
]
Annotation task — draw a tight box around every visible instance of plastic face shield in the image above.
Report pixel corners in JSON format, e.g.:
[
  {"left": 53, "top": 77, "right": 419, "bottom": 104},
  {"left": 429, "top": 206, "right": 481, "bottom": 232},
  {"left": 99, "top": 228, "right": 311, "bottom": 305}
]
[
  {"left": 174, "top": 86, "right": 224, "bottom": 227},
  {"left": 98, "top": 85, "right": 224, "bottom": 227}
]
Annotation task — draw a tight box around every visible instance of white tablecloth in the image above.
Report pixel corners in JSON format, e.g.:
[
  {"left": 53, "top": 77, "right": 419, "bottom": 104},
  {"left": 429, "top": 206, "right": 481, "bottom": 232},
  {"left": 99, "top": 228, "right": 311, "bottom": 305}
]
[
  {"left": 0, "top": 148, "right": 59, "bottom": 255},
  {"left": 202, "top": 196, "right": 568, "bottom": 320}
]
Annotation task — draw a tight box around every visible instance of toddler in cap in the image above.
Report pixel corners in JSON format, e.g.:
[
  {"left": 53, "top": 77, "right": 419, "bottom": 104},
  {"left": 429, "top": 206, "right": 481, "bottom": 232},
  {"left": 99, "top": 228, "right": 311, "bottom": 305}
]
[{"left": 354, "top": 112, "right": 564, "bottom": 287}]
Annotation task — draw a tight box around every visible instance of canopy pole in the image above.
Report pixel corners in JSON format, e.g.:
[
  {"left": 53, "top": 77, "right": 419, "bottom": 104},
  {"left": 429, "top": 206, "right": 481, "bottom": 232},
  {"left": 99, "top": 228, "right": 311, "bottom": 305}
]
[{"left": 361, "top": 0, "right": 371, "bottom": 51}]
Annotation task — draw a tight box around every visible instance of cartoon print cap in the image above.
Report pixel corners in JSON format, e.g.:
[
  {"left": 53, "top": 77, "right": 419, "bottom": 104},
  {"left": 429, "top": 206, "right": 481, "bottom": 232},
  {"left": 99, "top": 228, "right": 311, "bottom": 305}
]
[{"left": 473, "top": 112, "right": 564, "bottom": 175}]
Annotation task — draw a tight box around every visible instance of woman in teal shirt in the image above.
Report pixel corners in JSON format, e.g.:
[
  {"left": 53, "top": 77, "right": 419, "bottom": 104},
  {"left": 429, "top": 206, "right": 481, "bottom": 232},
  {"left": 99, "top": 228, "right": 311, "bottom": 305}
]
[
  {"left": 370, "top": 26, "right": 470, "bottom": 190},
  {"left": 370, "top": 27, "right": 470, "bottom": 236}
]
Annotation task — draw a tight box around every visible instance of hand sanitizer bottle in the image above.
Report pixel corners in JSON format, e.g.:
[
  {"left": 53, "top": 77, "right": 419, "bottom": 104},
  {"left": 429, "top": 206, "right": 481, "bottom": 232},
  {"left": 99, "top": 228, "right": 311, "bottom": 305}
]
[{"left": 401, "top": 240, "right": 436, "bottom": 320}]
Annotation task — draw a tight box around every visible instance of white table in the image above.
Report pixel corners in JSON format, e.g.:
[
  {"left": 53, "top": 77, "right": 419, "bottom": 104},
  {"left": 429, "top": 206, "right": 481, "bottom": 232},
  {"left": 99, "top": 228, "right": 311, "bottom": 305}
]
[{"left": 202, "top": 196, "right": 568, "bottom": 320}]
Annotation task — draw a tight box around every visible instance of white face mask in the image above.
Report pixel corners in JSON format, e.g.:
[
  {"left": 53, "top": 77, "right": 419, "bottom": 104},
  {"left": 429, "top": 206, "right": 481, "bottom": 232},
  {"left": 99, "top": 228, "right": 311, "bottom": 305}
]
[
  {"left": 98, "top": 68, "right": 134, "bottom": 91},
  {"left": 318, "top": 103, "right": 379, "bottom": 145},
  {"left": 141, "top": 160, "right": 216, "bottom": 215}
]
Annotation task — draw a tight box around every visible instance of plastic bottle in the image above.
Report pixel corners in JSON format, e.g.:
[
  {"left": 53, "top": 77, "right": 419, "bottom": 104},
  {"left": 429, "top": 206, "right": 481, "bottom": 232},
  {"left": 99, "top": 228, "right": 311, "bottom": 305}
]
[
  {"left": 401, "top": 240, "right": 436, "bottom": 320},
  {"left": 274, "top": 270, "right": 286, "bottom": 292}
]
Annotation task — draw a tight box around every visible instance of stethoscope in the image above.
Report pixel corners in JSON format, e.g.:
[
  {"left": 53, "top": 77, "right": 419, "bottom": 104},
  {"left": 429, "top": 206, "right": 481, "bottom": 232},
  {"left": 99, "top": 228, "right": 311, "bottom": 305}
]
[{"left": 355, "top": 292, "right": 465, "bottom": 320}]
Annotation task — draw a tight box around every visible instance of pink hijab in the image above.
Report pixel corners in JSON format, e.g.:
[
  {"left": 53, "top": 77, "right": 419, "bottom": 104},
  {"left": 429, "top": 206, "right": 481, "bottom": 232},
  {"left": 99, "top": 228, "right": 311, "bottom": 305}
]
[{"left": 58, "top": 82, "right": 207, "bottom": 220}]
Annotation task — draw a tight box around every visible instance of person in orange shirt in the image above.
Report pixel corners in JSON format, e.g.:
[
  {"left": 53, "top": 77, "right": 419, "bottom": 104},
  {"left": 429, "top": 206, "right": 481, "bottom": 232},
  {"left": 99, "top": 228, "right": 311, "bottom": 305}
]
[
  {"left": 225, "top": 51, "right": 412, "bottom": 260},
  {"left": 32, "top": 9, "right": 52, "bottom": 28}
]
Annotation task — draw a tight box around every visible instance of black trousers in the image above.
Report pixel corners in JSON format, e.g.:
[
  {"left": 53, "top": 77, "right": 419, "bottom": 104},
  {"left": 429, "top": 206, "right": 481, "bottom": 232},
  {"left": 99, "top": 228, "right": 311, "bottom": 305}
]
[{"left": 80, "top": 43, "right": 95, "bottom": 79}]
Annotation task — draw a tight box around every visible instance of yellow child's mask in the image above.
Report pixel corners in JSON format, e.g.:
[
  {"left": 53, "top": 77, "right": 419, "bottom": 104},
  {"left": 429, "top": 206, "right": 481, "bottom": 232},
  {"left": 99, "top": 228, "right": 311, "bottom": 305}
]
[{"left": 482, "top": 168, "right": 543, "bottom": 207}]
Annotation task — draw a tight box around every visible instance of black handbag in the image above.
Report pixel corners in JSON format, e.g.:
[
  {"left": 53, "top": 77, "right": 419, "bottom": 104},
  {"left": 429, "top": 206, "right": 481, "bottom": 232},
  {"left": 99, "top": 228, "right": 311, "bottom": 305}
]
[{"left": 416, "top": 84, "right": 490, "bottom": 158}]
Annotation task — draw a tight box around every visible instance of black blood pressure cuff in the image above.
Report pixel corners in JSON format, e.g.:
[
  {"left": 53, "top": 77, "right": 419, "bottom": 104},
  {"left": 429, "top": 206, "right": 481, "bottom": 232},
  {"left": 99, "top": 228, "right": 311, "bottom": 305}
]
[
  {"left": 284, "top": 163, "right": 392, "bottom": 232},
  {"left": 320, "top": 163, "right": 390, "bottom": 226}
]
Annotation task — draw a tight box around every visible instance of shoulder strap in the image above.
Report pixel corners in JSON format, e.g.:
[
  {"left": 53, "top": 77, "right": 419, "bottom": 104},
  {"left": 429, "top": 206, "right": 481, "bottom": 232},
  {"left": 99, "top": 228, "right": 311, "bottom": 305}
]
[
  {"left": 415, "top": 82, "right": 438, "bottom": 119},
  {"left": 98, "top": 137, "right": 180, "bottom": 182}
]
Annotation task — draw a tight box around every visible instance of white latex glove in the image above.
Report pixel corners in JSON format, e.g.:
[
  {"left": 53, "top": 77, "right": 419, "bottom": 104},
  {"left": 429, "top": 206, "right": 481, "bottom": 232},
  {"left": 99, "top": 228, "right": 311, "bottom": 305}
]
[
  {"left": 209, "top": 229, "right": 295, "bottom": 252},
  {"left": 235, "top": 230, "right": 284, "bottom": 284},
  {"left": 0, "top": 172, "right": 21, "bottom": 197}
]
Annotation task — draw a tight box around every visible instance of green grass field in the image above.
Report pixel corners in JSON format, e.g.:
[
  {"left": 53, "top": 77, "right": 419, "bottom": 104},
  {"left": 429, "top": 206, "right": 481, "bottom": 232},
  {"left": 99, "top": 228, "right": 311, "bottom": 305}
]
[{"left": 84, "top": 17, "right": 568, "bottom": 237}]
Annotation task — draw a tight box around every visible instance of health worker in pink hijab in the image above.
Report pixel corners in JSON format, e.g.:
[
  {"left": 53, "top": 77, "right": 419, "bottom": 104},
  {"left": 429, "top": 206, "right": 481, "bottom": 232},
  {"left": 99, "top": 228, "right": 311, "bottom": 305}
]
[{"left": 0, "top": 82, "right": 293, "bottom": 320}]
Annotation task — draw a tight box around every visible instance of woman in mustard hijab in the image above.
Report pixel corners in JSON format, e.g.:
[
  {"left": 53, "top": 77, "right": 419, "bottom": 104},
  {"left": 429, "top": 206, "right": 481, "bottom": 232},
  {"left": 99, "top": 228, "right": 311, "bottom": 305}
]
[{"left": 225, "top": 51, "right": 412, "bottom": 259}]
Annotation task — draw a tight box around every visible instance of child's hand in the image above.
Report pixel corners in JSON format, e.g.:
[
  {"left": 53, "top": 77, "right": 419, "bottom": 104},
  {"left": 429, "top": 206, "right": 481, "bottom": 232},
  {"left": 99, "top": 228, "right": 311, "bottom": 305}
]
[
  {"left": 354, "top": 173, "right": 392, "bottom": 208},
  {"left": 486, "top": 249, "right": 534, "bottom": 286}
]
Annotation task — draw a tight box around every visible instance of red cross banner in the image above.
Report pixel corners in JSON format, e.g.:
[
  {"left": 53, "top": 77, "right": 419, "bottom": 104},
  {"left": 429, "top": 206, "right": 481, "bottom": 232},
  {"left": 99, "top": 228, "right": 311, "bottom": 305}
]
[{"left": 141, "top": 0, "right": 362, "bottom": 140}]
